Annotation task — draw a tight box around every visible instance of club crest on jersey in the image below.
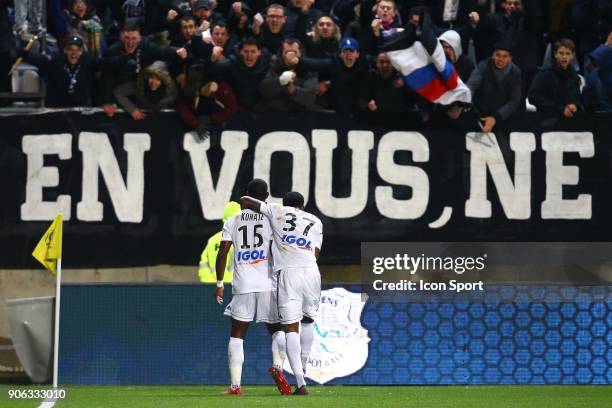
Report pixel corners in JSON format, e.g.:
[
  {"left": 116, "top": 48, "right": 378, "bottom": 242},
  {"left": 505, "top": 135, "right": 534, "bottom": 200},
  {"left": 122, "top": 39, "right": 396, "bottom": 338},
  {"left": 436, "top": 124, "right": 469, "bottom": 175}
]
[
  {"left": 281, "top": 234, "right": 312, "bottom": 250},
  {"left": 283, "top": 287, "right": 370, "bottom": 384},
  {"left": 236, "top": 249, "right": 267, "bottom": 263}
]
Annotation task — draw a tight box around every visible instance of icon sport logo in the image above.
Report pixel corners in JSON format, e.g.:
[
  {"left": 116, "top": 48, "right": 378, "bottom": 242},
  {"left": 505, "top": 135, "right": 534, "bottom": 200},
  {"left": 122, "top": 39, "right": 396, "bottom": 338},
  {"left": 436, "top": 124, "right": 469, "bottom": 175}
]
[{"left": 283, "top": 287, "right": 370, "bottom": 384}]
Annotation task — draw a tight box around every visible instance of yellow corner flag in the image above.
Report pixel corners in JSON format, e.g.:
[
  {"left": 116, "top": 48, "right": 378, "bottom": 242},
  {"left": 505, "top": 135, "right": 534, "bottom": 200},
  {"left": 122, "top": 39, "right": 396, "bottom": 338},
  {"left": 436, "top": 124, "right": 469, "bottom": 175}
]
[{"left": 32, "top": 214, "right": 63, "bottom": 275}]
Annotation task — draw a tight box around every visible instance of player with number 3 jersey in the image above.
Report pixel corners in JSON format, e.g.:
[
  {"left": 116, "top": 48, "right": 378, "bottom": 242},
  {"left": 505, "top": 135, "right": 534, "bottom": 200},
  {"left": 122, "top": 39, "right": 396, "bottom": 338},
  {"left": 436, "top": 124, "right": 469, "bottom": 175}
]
[{"left": 240, "top": 191, "right": 323, "bottom": 395}]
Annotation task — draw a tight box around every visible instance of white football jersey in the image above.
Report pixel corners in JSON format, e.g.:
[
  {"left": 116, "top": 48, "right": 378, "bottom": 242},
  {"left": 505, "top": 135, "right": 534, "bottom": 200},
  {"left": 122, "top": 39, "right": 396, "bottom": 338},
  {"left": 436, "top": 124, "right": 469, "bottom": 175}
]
[
  {"left": 221, "top": 209, "right": 273, "bottom": 294},
  {"left": 259, "top": 202, "right": 323, "bottom": 271}
]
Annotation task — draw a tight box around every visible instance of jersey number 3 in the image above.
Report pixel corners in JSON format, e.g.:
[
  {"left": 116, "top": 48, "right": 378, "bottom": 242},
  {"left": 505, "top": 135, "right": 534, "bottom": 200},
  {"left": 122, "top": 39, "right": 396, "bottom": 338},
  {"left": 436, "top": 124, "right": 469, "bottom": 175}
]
[{"left": 283, "top": 213, "right": 315, "bottom": 236}]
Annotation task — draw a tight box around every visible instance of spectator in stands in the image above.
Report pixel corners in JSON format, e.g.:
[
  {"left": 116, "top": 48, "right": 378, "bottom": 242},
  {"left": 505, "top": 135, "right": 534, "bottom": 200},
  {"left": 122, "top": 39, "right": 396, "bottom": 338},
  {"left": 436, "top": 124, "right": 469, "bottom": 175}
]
[
  {"left": 192, "top": 0, "right": 222, "bottom": 34},
  {"left": 21, "top": 35, "right": 123, "bottom": 107},
  {"left": 528, "top": 38, "right": 582, "bottom": 118},
  {"left": 227, "top": 1, "right": 254, "bottom": 40},
  {"left": 176, "top": 64, "right": 239, "bottom": 140},
  {"left": 170, "top": 15, "right": 197, "bottom": 47},
  {"left": 423, "top": 0, "right": 479, "bottom": 29},
  {"left": 582, "top": 33, "right": 612, "bottom": 112},
  {"left": 113, "top": 62, "right": 178, "bottom": 120},
  {"left": 63, "top": 0, "right": 105, "bottom": 57},
  {"left": 439, "top": 29, "right": 474, "bottom": 81},
  {"left": 572, "top": 1, "right": 612, "bottom": 66},
  {"left": 481, "top": 0, "right": 543, "bottom": 101},
  {"left": 167, "top": 15, "right": 216, "bottom": 82},
  {"left": 365, "top": 0, "right": 403, "bottom": 55},
  {"left": 210, "top": 21, "right": 238, "bottom": 60},
  {"left": 259, "top": 38, "right": 322, "bottom": 112},
  {"left": 296, "top": 14, "right": 341, "bottom": 59},
  {"left": 207, "top": 37, "right": 270, "bottom": 110},
  {"left": 166, "top": 0, "right": 220, "bottom": 43},
  {"left": 102, "top": 23, "right": 186, "bottom": 116},
  {"left": 465, "top": 42, "right": 522, "bottom": 133},
  {"left": 286, "top": 0, "right": 323, "bottom": 37},
  {"left": 13, "top": 0, "right": 44, "bottom": 40},
  {"left": 296, "top": 37, "right": 370, "bottom": 116},
  {"left": 252, "top": 4, "right": 292, "bottom": 54},
  {"left": 358, "top": 52, "right": 415, "bottom": 116},
  {"left": 122, "top": 0, "right": 146, "bottom": 28}
]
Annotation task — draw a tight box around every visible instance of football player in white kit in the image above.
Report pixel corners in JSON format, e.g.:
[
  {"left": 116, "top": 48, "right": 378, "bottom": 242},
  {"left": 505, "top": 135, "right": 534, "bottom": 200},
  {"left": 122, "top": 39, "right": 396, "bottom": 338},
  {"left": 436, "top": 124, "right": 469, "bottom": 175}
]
[
  {"left": 214, "top": 179, "right": 292, "bottom": 396},
  {"left": 240, "top": 191, "right": 323, "bottom": 395}
]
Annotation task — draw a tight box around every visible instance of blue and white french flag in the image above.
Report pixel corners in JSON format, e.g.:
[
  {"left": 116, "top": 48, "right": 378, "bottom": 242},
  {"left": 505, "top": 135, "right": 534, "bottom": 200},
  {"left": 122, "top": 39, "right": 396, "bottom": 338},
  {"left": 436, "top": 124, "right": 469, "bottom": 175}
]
[{"left": 381, "top": 18, "right": 471, "bottom": 105}]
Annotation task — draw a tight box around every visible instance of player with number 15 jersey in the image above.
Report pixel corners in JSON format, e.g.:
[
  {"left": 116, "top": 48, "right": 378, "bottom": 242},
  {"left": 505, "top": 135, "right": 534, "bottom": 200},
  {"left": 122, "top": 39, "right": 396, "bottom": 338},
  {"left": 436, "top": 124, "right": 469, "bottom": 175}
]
[{"left": 240, "top": 191, "right": 323, "bottom": 395}]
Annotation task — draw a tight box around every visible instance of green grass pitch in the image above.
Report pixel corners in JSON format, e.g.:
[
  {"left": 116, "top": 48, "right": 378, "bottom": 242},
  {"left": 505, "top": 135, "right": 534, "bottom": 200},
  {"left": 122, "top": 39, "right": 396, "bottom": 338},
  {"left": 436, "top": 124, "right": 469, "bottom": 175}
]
[{"left": 0, "top": 385, "right": 610, "bottom": 407}]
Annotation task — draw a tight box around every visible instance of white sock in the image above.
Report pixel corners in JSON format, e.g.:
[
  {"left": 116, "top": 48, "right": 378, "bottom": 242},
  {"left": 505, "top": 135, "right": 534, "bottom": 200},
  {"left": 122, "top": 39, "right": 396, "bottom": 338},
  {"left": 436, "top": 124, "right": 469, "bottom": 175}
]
[
  {"left": 286, "top": 331, "right": 306, "bottom": 387},
  {"left": 300, "top": 322, "right": 315, "bottom": 370},
  {"left": 271, "top": 331, "right": 286, "bottom": 370},
  {"left": 228, "top": 337, "right": 244, "bottom": 389}
]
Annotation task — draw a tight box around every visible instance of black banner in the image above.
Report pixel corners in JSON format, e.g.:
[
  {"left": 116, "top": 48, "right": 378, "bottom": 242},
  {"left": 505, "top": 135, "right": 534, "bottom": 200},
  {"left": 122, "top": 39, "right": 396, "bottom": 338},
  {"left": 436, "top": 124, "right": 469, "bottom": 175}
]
[{"left": 1, "top": 110, "right": 611, "bottom": 268}]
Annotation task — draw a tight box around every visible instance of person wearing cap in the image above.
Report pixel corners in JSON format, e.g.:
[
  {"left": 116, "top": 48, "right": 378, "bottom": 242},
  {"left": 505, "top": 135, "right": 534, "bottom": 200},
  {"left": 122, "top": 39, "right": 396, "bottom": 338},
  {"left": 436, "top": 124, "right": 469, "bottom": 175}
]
[
  {"left": 294, "top": 36, "right": 369, "bottom": 116},
  {"left": 63, "top": 0, "right": 105, "bottom": 57},
  {"left": 198, "top": 201, "right": 241, "bottom": 283},
  {"left": 475, "top": 0, "right": 542, "bottom": 101},
  {"left": 465, "top": 41, "right": 522, "bottom": 133},
  {"left": 192, "top": 0, "right": 223, "bottom": 33},
  {"left": 20, "top": 35, "right": 124, "bottom": 107}
]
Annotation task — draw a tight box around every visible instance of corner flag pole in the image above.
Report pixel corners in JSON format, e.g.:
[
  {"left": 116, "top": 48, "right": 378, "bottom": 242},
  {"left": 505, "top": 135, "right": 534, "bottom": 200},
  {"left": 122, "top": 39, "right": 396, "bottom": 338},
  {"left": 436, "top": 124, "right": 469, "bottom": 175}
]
[
  {"left": 31, "top": 213, "right": 63, "bottom": 388},
  {"left": 52, "top": 257, "right": 62, "bottom": 388}
]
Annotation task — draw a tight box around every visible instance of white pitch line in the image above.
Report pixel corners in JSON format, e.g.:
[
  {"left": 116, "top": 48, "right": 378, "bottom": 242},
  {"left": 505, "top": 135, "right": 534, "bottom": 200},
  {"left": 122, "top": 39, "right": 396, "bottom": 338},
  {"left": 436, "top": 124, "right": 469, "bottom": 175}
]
[{"left": 38, "top": 397, "right": 58, "bottom": 408}]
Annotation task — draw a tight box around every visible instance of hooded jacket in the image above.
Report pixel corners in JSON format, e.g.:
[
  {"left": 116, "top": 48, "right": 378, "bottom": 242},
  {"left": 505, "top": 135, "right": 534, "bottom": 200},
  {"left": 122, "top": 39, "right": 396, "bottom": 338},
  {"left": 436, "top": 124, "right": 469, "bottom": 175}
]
[
  {"left": 135, "top": 65, "right": 178, "bottom": 110},
  {"left": 438, "top": 30, "right": 474, "bottom": 82},
  {"left": 582, "top": 44, "right": 612, "bottom": 112}
]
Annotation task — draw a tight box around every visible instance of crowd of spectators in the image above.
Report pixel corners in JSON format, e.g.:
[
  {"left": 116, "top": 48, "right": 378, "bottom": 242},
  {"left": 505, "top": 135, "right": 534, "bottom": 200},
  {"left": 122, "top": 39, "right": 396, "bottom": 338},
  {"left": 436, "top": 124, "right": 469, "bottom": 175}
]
[{"left": 0, "top": 0, "right": 611, "bottom": 137}]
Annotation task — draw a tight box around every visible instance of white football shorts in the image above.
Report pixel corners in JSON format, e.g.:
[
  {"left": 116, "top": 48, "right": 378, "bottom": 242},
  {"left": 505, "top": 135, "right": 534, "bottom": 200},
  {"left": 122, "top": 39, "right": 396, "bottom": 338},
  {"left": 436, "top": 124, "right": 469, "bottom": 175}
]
[
  {"left": 277, "top": 266, "right": 321, "bottom": 324},
  {"left": 224, "top": 291, "right": 279, "bottom": 323}
]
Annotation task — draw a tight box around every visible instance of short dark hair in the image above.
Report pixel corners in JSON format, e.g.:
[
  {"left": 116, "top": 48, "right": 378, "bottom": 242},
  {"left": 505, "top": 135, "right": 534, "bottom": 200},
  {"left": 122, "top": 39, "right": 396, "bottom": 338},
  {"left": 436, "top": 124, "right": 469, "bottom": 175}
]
[
  {"left": 180, "top": 15, "right": 196, "bottom": 25},
  {"left": 121, "top": 23, "right": 141, "bottom": 33},
  {"left": 554, "top": 38, "right": 575, "bottom": 53},
  {"left": 247, "top": 178, "right": 268, "bottom": 201},
  {"left": 240, "top": 36, "right": 261, "bottom": 50},
  {"left": 211, "top": 20, "right": 229, "bottom": 32},
  {"left": 283, "top": 191, "right": 304, "bottom": 208},
  {"left": 280, "top": 37, "right": 304, "bottom": 55}
]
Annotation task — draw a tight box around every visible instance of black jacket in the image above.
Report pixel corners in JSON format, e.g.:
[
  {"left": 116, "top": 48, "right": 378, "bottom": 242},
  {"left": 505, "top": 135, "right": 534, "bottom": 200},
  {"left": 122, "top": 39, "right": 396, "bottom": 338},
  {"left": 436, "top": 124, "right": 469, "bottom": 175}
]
[
  {"left": 25, "top": 51, "right": 122, "bottom": 107},
  {"left": 208, "top": 53, "right": 270, "bottom": 109},
  {"left": 528, "top": 64, "right": 581, "bottom": 115},
  {"left": 103, "top": 39, "right": 179, "bottom": 86},
  {"left": 358, "top": 68, "right": 415, "bottom": 113},
  {"left": 298, "top": 56, "right": 369, "bottom": 116},
  {"left": 467, "top": 58, "right": 522, "bottom": 121}
]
